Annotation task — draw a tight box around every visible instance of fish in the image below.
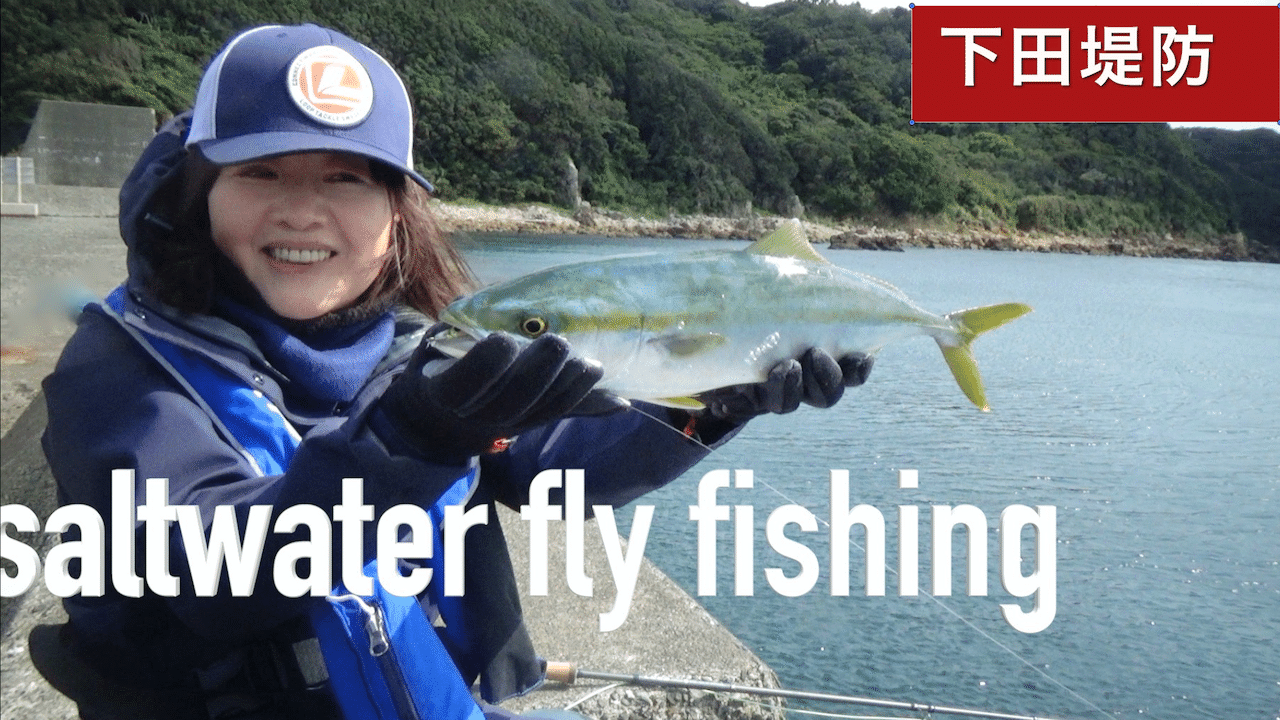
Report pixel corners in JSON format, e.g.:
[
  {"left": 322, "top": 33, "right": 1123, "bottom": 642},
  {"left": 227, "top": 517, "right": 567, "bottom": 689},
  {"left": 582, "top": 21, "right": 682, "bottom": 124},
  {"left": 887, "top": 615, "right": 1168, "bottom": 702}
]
[{"left": 435, "top": 219, "right": 1032, "bottom": 411}]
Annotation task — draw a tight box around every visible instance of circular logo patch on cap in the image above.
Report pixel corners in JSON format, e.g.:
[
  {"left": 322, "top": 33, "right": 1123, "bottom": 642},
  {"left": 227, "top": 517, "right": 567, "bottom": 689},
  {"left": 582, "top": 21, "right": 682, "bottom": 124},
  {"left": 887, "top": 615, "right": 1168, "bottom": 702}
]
[{"left": 286, "top": 45, "right": 374, "bottom": 127}]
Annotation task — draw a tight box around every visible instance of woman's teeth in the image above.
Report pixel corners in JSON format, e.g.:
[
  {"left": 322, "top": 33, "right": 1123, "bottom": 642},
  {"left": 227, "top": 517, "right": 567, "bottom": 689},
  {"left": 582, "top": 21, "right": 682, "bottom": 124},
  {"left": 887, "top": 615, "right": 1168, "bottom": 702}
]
[{"left": 269, "top": 247, "right": 333, "bottom": 264}]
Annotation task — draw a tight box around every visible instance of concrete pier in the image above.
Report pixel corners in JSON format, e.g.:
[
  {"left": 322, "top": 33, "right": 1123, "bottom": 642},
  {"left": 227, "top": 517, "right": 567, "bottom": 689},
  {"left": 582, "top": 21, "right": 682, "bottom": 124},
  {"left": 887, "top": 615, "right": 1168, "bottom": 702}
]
[{"left": 0, "top": 216, "right": 783, "bottom": 719}]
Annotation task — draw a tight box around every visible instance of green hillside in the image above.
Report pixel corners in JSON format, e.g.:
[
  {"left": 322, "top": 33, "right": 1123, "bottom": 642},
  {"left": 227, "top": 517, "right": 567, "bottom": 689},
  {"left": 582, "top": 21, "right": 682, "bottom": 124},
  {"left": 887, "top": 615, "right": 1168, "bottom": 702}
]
[{"left": 3, "top": 0, "right": 1276, "bottom": 250}]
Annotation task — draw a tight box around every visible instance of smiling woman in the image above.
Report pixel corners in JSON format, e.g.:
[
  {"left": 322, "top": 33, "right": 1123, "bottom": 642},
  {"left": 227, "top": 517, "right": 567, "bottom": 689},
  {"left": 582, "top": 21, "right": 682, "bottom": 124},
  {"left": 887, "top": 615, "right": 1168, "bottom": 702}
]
[
  {"left": 207, "top": 152, "right": 395, "bottom": 320},
  {"left": 35, "top": 20, "right": 877, "bottom": 720}
]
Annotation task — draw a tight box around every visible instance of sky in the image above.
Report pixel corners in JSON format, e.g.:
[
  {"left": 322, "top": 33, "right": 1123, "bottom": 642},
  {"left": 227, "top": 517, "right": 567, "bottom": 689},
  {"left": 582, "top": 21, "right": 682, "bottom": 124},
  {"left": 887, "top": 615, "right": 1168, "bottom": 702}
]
[{"left": 736, "top": 0, "right": 1279, "bottom": 133}]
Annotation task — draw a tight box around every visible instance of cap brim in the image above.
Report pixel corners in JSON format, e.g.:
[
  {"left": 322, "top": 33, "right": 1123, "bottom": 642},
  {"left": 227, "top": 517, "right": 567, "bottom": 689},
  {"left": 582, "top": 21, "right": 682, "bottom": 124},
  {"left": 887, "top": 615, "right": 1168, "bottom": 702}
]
[{"left": 197, "top": 131, "right": 434, "bottom": 193}]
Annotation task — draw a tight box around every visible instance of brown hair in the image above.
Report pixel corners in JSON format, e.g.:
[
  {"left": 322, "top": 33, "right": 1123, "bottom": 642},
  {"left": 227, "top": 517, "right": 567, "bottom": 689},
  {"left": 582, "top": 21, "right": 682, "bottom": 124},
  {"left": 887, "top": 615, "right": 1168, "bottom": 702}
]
[
  {"left": 367, "top": 161, "right": 475, "bottom": 316},
  {"left": 148, "top": 150, "right": 474, "bottom": 319}
]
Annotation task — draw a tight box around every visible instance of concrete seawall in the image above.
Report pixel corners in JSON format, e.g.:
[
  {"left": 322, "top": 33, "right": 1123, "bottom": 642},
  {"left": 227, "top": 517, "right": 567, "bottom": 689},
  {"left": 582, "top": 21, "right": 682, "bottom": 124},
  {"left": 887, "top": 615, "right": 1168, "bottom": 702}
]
[
  {"left": 1, "top": 185, "right": 120, "bottom": 217},
  {"left": 0, "top": 216, "right": 783, "bottom": 719}
]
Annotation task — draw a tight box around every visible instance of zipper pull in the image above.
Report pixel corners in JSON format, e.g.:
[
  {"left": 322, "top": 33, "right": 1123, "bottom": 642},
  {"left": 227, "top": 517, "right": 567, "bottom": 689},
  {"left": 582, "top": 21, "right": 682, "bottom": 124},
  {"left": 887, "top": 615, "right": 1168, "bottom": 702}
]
[
  {"left": 363, "top": 600, "right": 390, "bottom": 657},
  {"left": 329, "top": 593, "right": 390, "bottom": 657}
]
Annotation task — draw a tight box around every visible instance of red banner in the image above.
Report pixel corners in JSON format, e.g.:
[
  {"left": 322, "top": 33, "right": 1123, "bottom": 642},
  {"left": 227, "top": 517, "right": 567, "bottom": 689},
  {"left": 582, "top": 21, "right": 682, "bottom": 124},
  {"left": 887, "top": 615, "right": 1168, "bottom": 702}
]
[{"left": 911, "top": 5, "right": 1279, "bottom": 123}]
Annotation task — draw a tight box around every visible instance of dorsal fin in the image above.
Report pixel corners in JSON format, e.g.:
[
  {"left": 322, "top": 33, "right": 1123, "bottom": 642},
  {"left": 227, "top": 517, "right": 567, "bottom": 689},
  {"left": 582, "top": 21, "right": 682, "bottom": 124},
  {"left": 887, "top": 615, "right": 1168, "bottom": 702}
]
[{"left": 745, "top": 218, "right": 830, "bottom": 265}]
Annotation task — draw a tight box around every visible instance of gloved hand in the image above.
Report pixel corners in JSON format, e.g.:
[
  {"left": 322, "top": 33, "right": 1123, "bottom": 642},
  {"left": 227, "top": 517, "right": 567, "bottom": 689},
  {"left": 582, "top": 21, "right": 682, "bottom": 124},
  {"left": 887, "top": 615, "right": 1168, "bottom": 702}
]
[
  {"left": 380, "top": 332, "right": 605, "bottom": 459},
  {"left": 700, "top": 348, "right": 873, "bottom": 424}
]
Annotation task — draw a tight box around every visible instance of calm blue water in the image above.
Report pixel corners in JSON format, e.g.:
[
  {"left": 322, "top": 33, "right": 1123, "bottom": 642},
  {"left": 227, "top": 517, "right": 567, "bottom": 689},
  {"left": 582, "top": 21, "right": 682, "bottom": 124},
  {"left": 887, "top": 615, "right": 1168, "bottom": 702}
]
[{"left": 458, "top": 234, "right": 1280, "bottom": 720}]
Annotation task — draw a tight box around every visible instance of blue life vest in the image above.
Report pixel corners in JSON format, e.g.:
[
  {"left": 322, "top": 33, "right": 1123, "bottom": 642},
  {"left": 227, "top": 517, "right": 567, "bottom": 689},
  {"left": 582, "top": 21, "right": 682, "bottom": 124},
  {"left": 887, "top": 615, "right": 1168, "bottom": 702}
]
[{"left": 104, "top": 287, "right": 486, "bottom": 720}]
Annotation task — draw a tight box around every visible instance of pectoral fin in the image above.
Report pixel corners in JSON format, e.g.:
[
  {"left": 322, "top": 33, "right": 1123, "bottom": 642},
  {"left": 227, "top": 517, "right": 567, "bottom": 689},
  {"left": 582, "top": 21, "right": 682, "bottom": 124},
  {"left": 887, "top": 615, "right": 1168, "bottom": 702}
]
[{"left": 652, "top": 332, "right": 729, "bottom": 358}]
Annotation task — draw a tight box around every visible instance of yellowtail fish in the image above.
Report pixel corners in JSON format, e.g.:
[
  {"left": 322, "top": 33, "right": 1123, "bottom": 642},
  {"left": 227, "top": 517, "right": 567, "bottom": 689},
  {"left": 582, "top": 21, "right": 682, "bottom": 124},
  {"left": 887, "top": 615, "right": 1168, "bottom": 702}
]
[{"left": 436, "top": 220, "right": 1031, "bottom": 411}]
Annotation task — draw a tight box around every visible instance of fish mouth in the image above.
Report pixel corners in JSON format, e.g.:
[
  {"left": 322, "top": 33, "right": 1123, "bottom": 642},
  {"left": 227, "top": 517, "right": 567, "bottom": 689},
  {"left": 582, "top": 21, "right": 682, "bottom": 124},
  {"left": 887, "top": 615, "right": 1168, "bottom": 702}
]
[{"left": 430, "top": 308, "right": 487, "bottom": 358}]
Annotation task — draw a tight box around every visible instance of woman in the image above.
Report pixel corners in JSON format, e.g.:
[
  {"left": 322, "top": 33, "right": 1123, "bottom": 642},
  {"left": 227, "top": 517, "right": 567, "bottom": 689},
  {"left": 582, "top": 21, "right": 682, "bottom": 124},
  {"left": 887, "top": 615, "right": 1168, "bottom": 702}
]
[{"left": 38, "top": 23, "right": 870, "bottom": 720}]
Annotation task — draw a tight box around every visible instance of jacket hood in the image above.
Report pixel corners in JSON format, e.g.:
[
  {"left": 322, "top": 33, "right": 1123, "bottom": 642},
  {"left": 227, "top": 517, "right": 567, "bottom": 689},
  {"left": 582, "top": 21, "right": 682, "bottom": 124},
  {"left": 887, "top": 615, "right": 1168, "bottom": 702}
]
[{"left": 118, "top": 110, "right": 194, "bottom": 293}]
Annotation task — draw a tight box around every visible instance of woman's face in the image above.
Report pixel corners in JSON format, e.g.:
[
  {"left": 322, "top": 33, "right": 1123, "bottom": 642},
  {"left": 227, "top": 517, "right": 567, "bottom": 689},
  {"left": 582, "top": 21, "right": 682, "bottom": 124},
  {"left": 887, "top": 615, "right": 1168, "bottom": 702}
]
[{"left": 207, "top": 151, "right": 394, "bottom": 320}]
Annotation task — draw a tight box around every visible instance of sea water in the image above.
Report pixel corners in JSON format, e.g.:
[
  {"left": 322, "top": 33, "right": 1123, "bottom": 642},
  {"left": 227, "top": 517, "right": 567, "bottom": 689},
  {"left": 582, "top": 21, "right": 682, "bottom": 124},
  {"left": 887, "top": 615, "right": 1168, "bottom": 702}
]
[{"left": 459, "top": 234, "right": 1279, "bottom": 720}]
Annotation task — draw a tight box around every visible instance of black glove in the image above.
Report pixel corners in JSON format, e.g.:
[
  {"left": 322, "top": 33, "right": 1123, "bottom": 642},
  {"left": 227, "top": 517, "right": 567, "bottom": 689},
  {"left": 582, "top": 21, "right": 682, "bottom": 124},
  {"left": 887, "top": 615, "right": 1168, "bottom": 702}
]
[
  {"left": 380, "top": 332, "right": 604, "bottom": 459},
  {"left": 701, "top": 348, "right": 874, "bottom": 424}
]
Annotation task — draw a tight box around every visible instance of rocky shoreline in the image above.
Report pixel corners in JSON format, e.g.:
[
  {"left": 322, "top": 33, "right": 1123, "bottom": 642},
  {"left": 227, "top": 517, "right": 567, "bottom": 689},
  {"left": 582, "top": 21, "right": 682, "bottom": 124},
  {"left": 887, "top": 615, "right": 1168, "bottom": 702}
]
[{"left": 431, "top": 199, "right": 1278, "bottom": 263}]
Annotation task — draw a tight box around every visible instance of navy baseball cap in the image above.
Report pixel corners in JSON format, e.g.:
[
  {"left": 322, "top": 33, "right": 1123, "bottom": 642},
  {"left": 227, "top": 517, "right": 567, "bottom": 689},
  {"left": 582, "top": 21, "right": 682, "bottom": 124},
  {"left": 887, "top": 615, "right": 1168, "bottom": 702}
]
[{"left": 186, "top": 24, "right": 434, "bottom": 192}]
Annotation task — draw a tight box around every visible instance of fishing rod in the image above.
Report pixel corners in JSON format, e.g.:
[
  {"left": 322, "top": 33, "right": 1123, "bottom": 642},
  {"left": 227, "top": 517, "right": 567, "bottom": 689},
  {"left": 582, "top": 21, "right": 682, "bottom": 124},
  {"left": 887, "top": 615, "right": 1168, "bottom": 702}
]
[{"left": 544, "top": 662, "right": 1075, "bottom": 720}]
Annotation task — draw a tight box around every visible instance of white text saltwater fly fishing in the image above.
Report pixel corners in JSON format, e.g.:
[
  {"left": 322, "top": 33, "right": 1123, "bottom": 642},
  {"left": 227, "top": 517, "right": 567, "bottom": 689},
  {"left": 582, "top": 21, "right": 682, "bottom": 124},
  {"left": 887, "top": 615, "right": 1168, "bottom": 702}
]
[{"left": 1, "top": 467, "right": 1054, "bottom": 633}]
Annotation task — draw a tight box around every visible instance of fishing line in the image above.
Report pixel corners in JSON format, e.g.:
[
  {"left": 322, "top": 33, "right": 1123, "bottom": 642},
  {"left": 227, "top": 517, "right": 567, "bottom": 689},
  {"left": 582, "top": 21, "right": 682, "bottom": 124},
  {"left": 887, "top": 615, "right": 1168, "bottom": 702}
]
[
  {"left": 562, "top": 682, "right": 624, "bottom": 711},
  {"left": 630, "top": 684, "right": 926, "bottom": 720},
  {"left": 552, "top": 665, "right": 1067, "bottom": 720},
  {"left": 623, "top": 403, "right": 1114, "bottom": 720},
  {"left": 720, "top": 687, "right": 927, "bottom": 720}
]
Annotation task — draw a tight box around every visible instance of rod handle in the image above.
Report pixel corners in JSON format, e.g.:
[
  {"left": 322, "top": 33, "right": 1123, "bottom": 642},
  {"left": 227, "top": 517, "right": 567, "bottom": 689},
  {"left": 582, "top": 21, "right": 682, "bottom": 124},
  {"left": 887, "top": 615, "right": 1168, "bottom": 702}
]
[{"left": 544, "top": 661, "right": 578, "bottom": 684}]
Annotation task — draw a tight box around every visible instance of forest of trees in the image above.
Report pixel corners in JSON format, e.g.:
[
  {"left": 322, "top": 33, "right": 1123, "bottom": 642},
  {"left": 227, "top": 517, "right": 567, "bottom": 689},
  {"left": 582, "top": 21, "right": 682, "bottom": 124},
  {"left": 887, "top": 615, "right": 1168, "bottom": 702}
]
[{"left": 3, "top": 0, "right": 1277, "bottom": 248}]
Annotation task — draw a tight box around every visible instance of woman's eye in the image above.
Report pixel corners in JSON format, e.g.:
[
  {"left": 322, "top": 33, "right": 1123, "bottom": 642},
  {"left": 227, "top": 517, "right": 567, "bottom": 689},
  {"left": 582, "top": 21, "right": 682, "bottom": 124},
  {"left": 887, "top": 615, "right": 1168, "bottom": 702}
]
[
  {"left": 236, "top": 165, "right": 277, "bottom": 180},
  {"left": 329, "top": 171, "right": 368, "bottom": 184}
]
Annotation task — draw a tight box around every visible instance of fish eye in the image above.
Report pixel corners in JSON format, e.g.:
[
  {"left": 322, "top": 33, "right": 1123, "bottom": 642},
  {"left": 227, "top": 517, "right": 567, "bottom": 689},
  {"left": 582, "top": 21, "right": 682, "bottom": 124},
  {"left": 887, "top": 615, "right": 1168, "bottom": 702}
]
[{"left": 520, "top": 316, "right": 549, "bottom": 337}]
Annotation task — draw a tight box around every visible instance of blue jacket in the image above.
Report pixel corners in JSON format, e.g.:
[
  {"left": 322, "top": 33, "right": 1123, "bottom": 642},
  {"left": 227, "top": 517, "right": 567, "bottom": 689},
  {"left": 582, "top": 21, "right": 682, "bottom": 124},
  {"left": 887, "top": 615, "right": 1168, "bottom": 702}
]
[{"left": 41, "top": 113, "right": 731, "bottom": 702}]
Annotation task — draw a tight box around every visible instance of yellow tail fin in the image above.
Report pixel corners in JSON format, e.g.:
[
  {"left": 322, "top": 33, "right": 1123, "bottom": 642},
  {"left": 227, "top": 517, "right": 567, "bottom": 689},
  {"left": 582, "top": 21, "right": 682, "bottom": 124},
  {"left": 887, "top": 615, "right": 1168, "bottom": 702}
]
[{"left": 938, "top": 303, "right": 1033, "bottom": 411}]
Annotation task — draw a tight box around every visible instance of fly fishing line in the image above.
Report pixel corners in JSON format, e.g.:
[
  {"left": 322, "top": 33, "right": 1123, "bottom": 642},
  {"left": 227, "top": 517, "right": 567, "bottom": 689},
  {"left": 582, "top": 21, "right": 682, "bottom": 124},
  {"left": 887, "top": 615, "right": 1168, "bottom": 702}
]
[{"left": 622, "top": 402, "right": 1114, "bottom": 720}]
